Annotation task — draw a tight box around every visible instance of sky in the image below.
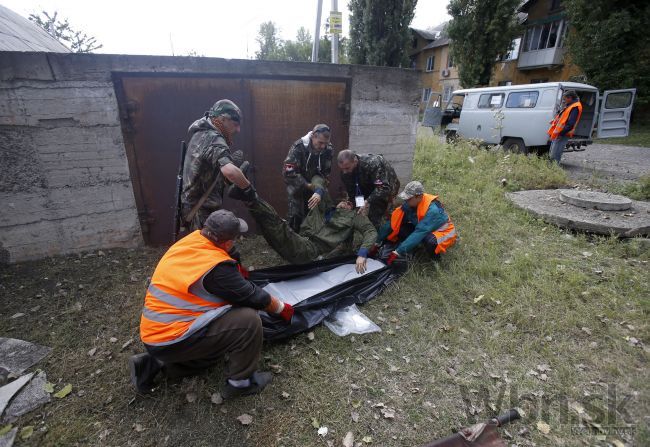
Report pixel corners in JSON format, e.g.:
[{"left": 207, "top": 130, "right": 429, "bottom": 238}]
[{"left": 2, "top": 0, "right": 450, "bottom": 59}]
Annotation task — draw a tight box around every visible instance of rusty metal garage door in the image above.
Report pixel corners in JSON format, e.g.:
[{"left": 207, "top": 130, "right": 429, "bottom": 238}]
[{"left": 113, "top": 74, "right": 350, "bottom": 246}]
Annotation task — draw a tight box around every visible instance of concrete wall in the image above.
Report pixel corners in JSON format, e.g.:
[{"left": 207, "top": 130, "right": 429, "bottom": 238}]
[{"left": 0, "top": 52, "right": 420, "bottom": 263}]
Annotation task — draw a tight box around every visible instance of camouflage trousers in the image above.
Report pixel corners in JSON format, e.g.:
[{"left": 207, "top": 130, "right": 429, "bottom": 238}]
[
  {"left": 285, "top": 174, "right": 326, "bottom": 232},
  {"left": 367, "top": 197, "right": 393, "bottom": 229},
  {"left": 182, "top": 205, "right": 218, "bottom": 232},
  {"left": 247, "top": 199, "right": 322, "bottom": 264}
]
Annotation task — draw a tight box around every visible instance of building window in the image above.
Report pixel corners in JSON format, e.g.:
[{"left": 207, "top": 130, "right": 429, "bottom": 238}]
[
  {"left": 498, "top": 81, "right": 513, "bottom": 86},
  {"left": 522, "top": 20, "right": 566, "bottom": 52},
  {"left": 447, "top": 53, "right": 454, "bottom": 68},
  {"left": 498, "top": 38, "right": 521, "bottom": 61},
  {"left": 478, "top": 93, "right": 505, "bottom": 108},
  {"left": 412, "top": 37, "right": 418, "bottom": 49},
  {"left": 422, "top": 88, "right": 432, "bottom": 103},
  {"left": 426, "top": 55, "right": 434, "bottom": 72},
  {"left": 443, "top": 85, "right": 453, "bottom": 102},
  {"left": 506, "top": 91, "right": 539, "bottom": 108}
]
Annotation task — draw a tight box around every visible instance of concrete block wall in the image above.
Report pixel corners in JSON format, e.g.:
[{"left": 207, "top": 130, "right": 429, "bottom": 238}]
[
  {"left": 0, "top": 52, "right": 420, "bottom": 263},
  {"left": 0, "top": 55, "right": 143, "bottom": 263},
  {"left": 349, "top": 66, "right": 420, "bottom": 181}
]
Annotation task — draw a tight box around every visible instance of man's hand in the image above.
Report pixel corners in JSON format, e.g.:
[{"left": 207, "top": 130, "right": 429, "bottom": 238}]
[
  {"left": 337, "top": 201, "right": 353, "bottom": 210},
  {"left": 279, "top": 302, "right": 294, "bottom": 323},
  {"left": 307, "top": 192, "right": 322, "bottom": 209},
  {"left": 355, "top": 256, "right": 367, "bottom": 274},
  {"left": 386, "top": 250, "right": 399, "bottom": 265},
  {"left": 265, "top": 296, "right": 294, "bottom": 323},
  {"left": 368, "top": 244, "right": 380, "bottom": 258},
  {"left": 357, "top": 200, "right": 369, "bottom": 216}
]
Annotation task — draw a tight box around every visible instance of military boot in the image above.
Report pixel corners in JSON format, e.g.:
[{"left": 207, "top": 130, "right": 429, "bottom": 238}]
[{"left": 129, "top": 353, "right": 163, "bottom": 394}]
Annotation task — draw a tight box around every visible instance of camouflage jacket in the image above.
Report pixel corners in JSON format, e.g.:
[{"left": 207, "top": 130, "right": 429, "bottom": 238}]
[
  {"left": 341, "top": 154, "right": 400, "bottom": 205},
  {"left": 282, "top": 135, "right": 333, "bottom": 190},
  {"left": 300, "top": 194, "right": 377, "bottom": 254},
  {"left": 181, "top": 117, "right": 234, "bottom": 214}
]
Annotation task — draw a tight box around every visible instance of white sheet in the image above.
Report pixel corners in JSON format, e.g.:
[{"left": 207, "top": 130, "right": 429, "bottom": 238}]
[{"left": 262, "top": 259, "right": 385, "bottom": 305}]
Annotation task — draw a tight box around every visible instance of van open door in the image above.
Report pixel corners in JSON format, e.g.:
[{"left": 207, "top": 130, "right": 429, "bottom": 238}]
[
  {"left": 596, "top": 89, "right": 636, "bottom": 138},
  {"left": 421, "top": 92, "right": 443, "bottom": 128}
]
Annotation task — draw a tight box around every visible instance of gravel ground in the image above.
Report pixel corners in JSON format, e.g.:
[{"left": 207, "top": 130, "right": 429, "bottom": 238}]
[{"left": 561, "top": 143, "right": 650, "bottom": 182}]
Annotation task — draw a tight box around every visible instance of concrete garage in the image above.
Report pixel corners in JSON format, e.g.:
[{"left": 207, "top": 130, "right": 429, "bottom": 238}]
[{"left": 0, "top": 52, "right": 421, "bottom": 262}]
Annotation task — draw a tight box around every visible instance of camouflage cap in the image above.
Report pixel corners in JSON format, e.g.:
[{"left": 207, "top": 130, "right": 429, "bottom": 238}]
[
  {"left": 398, "top": 181, "right": 425, "bottom": 200},
  {"left": 208, "top": 99, "right": 242, "bottom": 122},
  {"left": 203, "top": 209, "right": 248, "bottom": 241}
]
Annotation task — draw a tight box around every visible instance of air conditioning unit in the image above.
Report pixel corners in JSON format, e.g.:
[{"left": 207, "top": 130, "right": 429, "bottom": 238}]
[{"left": 441, "top": 69, "right": 450, "bottom": 77}]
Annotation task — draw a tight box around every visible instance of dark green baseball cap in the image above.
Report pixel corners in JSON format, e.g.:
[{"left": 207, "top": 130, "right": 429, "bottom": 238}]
[{"left": 208, "top": 99, "right": 242, "bottom": 123}]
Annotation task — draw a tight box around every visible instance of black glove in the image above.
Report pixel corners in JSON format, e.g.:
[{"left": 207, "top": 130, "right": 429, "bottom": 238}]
[{"left": 229, "top": 185, "right": 258, "bottom": 202}]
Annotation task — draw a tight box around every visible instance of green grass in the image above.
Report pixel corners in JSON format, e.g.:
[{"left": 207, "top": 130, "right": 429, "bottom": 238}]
[
  {"left": 595, "top": 123, "right": 650, "bottom": 147},
  {"left": 0, "top": 136, "right": 648, "bottom": 446}
]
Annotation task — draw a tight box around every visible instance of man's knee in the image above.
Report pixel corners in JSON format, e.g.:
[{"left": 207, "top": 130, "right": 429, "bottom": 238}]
[{"left": 423, "top": 233, "right": 438, "bottom": 257}]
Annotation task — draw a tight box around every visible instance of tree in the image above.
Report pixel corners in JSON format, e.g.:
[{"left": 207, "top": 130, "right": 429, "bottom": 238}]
[
  {"left": 348, "top": 0, "right": 417, "bottom": 67},
  {"left": 281, "top": 27, "right": 313, "bottom": 62},
  {"left": 255, "top": 23, "right": 348, "bottom": 63},
  {"left": 564, "top": 0, "right": 650, "bottom": 106},
  {"left": 255, "top": 21, "right": 283, "bottom": 61},
  {"left": 446, "top": 0, "right": 521, "bottom": 87},
  {"left": 29, "top": 10, "right": 102, "bottom": 53}
]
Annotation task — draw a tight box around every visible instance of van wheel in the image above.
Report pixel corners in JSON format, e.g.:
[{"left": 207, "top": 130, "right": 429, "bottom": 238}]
[
  {"left": 445, "top": 130, "right": 457, "bottom": 143},
  {"left": 502, "top": 138, "right": 528, "bottom": 154}
]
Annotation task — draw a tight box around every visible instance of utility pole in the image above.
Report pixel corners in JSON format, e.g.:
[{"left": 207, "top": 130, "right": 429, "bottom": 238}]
[
  {"left": 331, "top": 0, "right": 339, "bottom": 63},
  {"left": 311, "top": 0, "right": 323, "bottom": 62}
]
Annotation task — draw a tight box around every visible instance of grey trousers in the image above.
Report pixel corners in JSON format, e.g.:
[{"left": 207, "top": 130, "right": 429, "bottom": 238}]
[{"left": 146, "top": 307, "right": 263, "bottom": 380}]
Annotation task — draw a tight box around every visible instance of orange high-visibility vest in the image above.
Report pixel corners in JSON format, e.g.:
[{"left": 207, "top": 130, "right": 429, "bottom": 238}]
[
  {"left": 547, "top": 101, "right": 583, "bottom": 140},
  {"left": 387, "top": 193, "right": 457, "bottom": 254},
  {"left": 140, "top": 230, "right": 233, "bottom": 346}
]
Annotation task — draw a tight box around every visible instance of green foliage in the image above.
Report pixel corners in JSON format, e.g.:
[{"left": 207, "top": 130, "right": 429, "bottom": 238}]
[
  {"left": 565, "top": 0, "right": 650, "bottom": 106},
  {"left": 446, "top": 0, "right": 521, "bottom": 87},
  {"left": 255, "top": 23, "right": 348, "bottom": 62},
  {"left": 348, "top": 0, "right": 417, "bottom": 67},
  {"left": 255, "top": 21, "right": 283, "bottom": 61},
  {"left": 29, "top": 10, "right": 102, "bottom": 53}
]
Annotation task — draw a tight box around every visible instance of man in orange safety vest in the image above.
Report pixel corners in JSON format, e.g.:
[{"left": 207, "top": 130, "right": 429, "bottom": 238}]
[
  {"left": 548, "top": 90, "right": 583, "bottom": 163},
  {"left": 129, "top": 210, "right": 293, "bottom": 398},
  {"left": 372, "top": 181, "right": 457, "bottom": 264}
]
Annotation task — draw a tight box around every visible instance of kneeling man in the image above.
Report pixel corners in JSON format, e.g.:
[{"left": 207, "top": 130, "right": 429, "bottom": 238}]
[
  {"left": 130, "top": 210, "right": 293, "bottom": 398},
  {"left": 374, "top": 181, "right": 457, "bottom": 263}
]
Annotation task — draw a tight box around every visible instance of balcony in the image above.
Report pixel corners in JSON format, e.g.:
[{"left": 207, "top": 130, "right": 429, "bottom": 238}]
[{"left": 518, "top": 46, "right": 565, "bottom": 70}]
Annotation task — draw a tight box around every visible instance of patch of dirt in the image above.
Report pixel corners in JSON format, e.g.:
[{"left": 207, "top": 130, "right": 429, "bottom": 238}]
[{"left": 0, "top": 235, "right": 285, "bottom": 446}]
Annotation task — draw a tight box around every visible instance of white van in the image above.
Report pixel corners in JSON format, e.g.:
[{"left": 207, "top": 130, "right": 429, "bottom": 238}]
[{"left": 429, "top": 82, "right": 635, "bottom": 154}]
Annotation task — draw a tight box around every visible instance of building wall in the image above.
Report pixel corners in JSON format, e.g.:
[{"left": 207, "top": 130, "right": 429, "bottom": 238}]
[
  {"left": 0, "top": 52, "right": 420, "bottom": 263},
  {"left": 415, "top": 44, "right": 460, "bottom": 111},
  {"left": 491, "top": 0, "right": 584, "bottom": 86}
]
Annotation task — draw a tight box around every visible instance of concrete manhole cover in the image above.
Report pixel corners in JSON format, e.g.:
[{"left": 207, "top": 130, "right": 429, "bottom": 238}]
[
  {"left": 558, "top": 189, "right": 632, "bottom": 211},
  {"left": 506, "top": 189, "right": 650, "bottom": 237}
]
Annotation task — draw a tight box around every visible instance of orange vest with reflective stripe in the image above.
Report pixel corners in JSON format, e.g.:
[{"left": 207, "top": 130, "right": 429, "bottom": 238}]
[
  {"left": 140, "top": 230, "right": 233, "bottom": 345},
  {"left": 387, "top": 193, "right": 457, "bottom": 254},
  {"left": 547, "top": 101, "right": 583, "bottom": 140}
]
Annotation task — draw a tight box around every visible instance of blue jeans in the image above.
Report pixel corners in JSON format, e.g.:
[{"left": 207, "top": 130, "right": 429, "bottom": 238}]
[{"left": 549, "top": 136, "right": 569, "bottom": 163}]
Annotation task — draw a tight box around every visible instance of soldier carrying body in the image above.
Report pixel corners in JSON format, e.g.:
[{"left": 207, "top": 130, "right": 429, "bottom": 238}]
[
  {"left": 282, "top": 124, "right": 334, "bottom": 232},
  {"left": 181, "top": 99, "right": 256, "bottom": 231}
]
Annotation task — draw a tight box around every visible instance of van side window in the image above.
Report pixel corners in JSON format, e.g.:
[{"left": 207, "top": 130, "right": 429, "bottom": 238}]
[
  {"left": 506, "top": 91, "right": 539, "bottom": 108},
  {"left": 478, "top": 93, "right": 504, "bottom": 109}
]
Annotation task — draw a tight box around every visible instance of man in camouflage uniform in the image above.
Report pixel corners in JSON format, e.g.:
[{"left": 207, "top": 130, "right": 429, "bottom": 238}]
[
  {"left": 181, "top": 99, "right": 256, "bottom": 231},
  {"left": 229, "top": 188, "right": 376, "bottom": 274},
  {"left": 337, "top": 150, "right": 400, "bottom": 229},
  {"left": 282, "top": 124, "right": 334, "bottom": 232}
]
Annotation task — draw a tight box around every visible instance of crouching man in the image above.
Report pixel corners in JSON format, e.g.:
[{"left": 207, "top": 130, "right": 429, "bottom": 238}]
[
  {"left": 129, "top": 210, "right": 293, "bottom": 398},
  {"left": 373, "top": 181, "right": 457, "bottom": 264}
]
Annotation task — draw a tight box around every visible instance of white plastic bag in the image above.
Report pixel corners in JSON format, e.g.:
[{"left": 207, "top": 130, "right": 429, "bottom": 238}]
[{"left": 323, "top": 305, "right": 381, "bottom": 336}]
